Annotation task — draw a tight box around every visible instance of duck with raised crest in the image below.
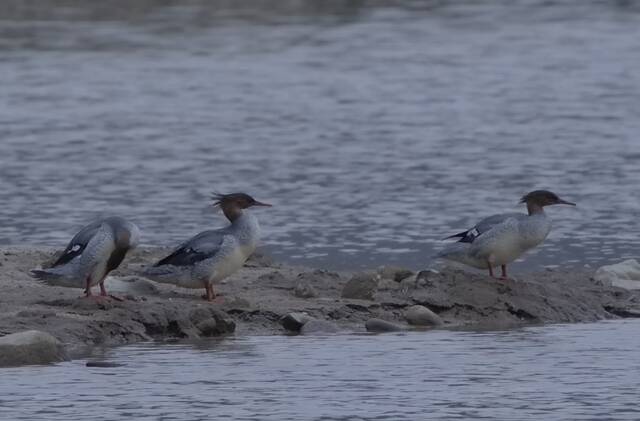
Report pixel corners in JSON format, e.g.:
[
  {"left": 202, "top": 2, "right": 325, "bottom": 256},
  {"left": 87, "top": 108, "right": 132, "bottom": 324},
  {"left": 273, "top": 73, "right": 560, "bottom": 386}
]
[
  {"left": 142, "top": 192, "right": 271, "bottom": 301},
  {"left": 437, "top": 190, "right": 576, "bottom": 279}
]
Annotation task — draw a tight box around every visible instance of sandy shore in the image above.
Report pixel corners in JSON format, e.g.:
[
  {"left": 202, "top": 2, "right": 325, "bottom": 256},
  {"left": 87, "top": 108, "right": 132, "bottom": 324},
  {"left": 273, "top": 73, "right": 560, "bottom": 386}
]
[{"left": 1, "top": 246, "right": 639, "bottom": 365}]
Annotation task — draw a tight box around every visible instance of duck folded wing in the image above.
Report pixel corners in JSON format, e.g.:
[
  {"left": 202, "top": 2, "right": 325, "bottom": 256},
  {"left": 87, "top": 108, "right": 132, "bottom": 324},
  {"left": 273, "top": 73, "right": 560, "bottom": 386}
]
[
  {"left": 154, "top": 229, "right": 228, "bottom": 267},
  {"left": 31, "top": 222, "right": 114, "bottom": 286},
  {"left": 51, "top": 219, "right": 104, "bottom": 267},
  {"left": 446, "top": 212, "right": 524, "bottom": 243},
  {"left": 466, "top": 215, "right": 522, "bottom": 259}
]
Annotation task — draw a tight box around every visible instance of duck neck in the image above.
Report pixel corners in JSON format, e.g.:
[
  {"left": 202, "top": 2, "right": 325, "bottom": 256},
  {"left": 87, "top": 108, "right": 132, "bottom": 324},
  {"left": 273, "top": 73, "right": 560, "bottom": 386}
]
[
  {"left": 526, "top": 203, "right": 545, "bottom": 216},
  {"left": 229, "top": 210, "right": 260, "bottom": 245},
  {"left": 221, "top": 203, "right": 243, "bottom": 223}
]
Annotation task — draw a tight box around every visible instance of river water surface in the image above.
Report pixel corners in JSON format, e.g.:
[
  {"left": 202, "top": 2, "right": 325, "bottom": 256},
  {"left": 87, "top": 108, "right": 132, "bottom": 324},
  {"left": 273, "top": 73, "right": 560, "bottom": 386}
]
[
  {"left": 2, "top": 3, "right": 639, "bottom": 418},
  {"left": 2, "top": 319, "right": 640, "bottom": 420},
  {"left": 1, "top": 0, "right": 640, "bottom": 270}
]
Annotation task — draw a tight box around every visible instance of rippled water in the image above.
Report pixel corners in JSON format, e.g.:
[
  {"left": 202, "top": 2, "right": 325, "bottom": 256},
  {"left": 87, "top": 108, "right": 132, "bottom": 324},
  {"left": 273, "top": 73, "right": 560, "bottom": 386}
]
[
  {"left": 1, "top": 0, "right": 640, "bottom": 270},
  {"left": 1, "top": 320, "right": 639, "bottom": 420}
]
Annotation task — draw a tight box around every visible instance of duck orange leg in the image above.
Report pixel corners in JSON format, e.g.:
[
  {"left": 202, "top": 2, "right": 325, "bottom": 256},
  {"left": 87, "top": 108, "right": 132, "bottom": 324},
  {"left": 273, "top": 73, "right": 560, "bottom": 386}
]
[
  {"left": 203, "top": 284, "right": 215, "bottom": 302},
  {"left": 84, "top": 277, "right": 93, "bottom": 297},
  {"left": 84, "top": 278, "right": 106, "bottom": 300},
  {"left": 99, "top": 280, "right": 108, "bottom": 296}
]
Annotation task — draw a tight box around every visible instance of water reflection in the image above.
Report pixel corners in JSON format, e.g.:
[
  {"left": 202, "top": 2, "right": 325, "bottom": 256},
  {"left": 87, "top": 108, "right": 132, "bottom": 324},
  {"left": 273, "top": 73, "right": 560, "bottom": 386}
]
[{"left": 2, "top": 320, "right": 640, "bottom": 420}]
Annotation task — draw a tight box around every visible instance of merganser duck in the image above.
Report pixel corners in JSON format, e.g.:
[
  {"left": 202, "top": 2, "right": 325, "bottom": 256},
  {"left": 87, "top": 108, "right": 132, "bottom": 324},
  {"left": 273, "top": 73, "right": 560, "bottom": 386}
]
[
  {"left": 437, "top": 190, "right": 575, "bottom": 278},
  {"left": 142, "top": 192, "right": 271, "bottom": 301},
  {"left": 31, "top": 216, "right": 140, "bottom": 297}
]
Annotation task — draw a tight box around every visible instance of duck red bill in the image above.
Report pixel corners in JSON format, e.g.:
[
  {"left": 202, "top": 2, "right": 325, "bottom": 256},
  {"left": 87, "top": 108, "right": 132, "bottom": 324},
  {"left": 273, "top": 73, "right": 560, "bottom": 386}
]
[{"left": 253, "top": 201, "right": 273, "bottom": 207}]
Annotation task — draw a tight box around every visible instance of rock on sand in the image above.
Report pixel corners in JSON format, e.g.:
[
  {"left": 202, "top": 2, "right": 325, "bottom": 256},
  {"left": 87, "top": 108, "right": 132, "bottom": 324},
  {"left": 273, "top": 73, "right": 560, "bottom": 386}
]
[
  {"left": 341, "top": 272, "right": 379, "bottom": 300},
  {"left": 365, "top": 318, "right": 406, "bottom": 333},
  {"left": 377, "top": 266, "right": 414, "bottom": 282},
  {"left": 405, "top": 305, "right": 443, "bottom": 327},
  {"left": 293, "top": 281, "right": 318, "bottom": 299},
  {"left": 281, "top": 312, "right": 314, "bottom": 332},
  {"left": 300, "top": 320, "right": 341, "bottom": 335},
  {"left": 0, "top": 330, "right": 67, "bottom": 367},
  {"left": 595, "top": 260, "right": 640, "bottom": 290}
]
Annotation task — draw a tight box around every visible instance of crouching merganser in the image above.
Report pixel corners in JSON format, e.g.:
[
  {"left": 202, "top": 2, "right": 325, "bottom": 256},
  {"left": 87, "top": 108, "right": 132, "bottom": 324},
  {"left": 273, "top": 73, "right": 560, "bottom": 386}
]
[{"left": 31, "top": 216, "right": 140, "bottom": 298}]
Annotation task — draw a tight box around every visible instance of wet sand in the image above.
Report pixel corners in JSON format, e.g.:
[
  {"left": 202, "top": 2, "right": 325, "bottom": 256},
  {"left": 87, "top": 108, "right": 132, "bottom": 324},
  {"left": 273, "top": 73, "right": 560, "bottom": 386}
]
[{"left": 1, "top": 247, "right": 639, "bottom": 365}]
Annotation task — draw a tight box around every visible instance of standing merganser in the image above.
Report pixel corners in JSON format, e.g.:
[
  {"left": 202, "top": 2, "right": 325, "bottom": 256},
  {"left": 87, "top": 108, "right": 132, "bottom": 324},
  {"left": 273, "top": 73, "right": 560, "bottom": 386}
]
[
  {"left": 31, "top": 217, "right": 140, "bottom": 298},
  {"left": 142, "top": 192, "right": 271, "bottom": 301},
  {"left": 437, "top": 190, "right": 576, "bottom": 278}
]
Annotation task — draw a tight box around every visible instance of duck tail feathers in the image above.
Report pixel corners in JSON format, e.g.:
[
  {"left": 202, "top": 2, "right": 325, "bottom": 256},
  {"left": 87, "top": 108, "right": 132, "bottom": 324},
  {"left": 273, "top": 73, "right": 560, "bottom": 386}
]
[
  {"left": 30, "top": 269, "right": 63, "bottom": 281},
  {"left": 30, "top": 268, "right": 80, "bottom": 288},
  {"left": 443, "top": 230, "right": 468, "bottom": 241},
  {"left": 140, "top": 265, "right": 193, "bottom": 287}
]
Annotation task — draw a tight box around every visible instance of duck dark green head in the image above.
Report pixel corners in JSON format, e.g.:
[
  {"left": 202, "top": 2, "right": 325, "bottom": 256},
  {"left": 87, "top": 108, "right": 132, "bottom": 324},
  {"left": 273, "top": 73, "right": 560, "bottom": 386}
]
[
  {"left": 212, "top": 192, "right": 272, "bottom": 209},
  {"left": 212, "top": 192, "right": 272, "bottom": 222},
  {"left": 519, "top": 190, "right": 575, "bottom": 207},
  {"left": 520, "top": 190, "right": 576, "bottom": 215}
]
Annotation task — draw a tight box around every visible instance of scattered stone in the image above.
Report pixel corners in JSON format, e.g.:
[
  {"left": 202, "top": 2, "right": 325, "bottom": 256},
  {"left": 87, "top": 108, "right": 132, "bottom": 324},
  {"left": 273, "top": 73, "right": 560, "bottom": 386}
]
[
  {"left": 0, "top": 330, "right": 67, "bottom": 366},
  {"left": 397, "top": 270, "right": 440, "bottom": 292},
  {"left": 189, "top": 308, "right": 213, "bottom": 325},
  {"left": 341, "top": 272, "right": 378, "bottom": 300},
  {"left": 595, "top": 260, "right": 640, "bottom": 290},
  {"left": 296, "top": 270, "right": 343, "bottom": 291},
  {"left": 365, "top": 318, "right": 405, "bottom": 333},
  {"left": 327, "top": 307, "right": 350, "bottom": 319},
  {"left": 293, "top": 281, "right": 318, "bottom": 299},
  {"left": 300, "top": 320, "right": 341, "bottom": 335},
  {"left": 196, "top": 319, "right": 218, "bottom": 336},
  {"left": 206, "top": 310, "right": 235, "bottom": 335},
  {"left": 378, "top": 266, "right": 415, "bottom": 282},
  {"left": 405, "top": 305, "right": 443, "bottom": 327},
  {"left": 377, "top": 278, "right": 400, "bottom": 291},
  {"left": 415, "top": 270, "right": 440, "bottom": 288},
  {"left": 345, "top": 303, "right": 370, "bottom": 312},
  {"left": 400, "top": 276, "right": 417, "bottom": 292},
  {"left": 137, "top": 307, "right": 235, "bottom": 339},
  {"left": 605, "top": 306, "right": 640, "bottom": 318},
  {"left": 281, "top": 312, "right": 314, "bottom": 332}
]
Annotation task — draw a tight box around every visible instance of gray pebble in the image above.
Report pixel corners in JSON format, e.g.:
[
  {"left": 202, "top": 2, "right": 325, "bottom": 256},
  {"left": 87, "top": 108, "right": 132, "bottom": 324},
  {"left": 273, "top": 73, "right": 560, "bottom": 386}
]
[
  {"left": 405, "top": 305, "right": 443, "bottom": 327},
  {"left": 365, "top": 318, "right": 405, "bottom": 333}
]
